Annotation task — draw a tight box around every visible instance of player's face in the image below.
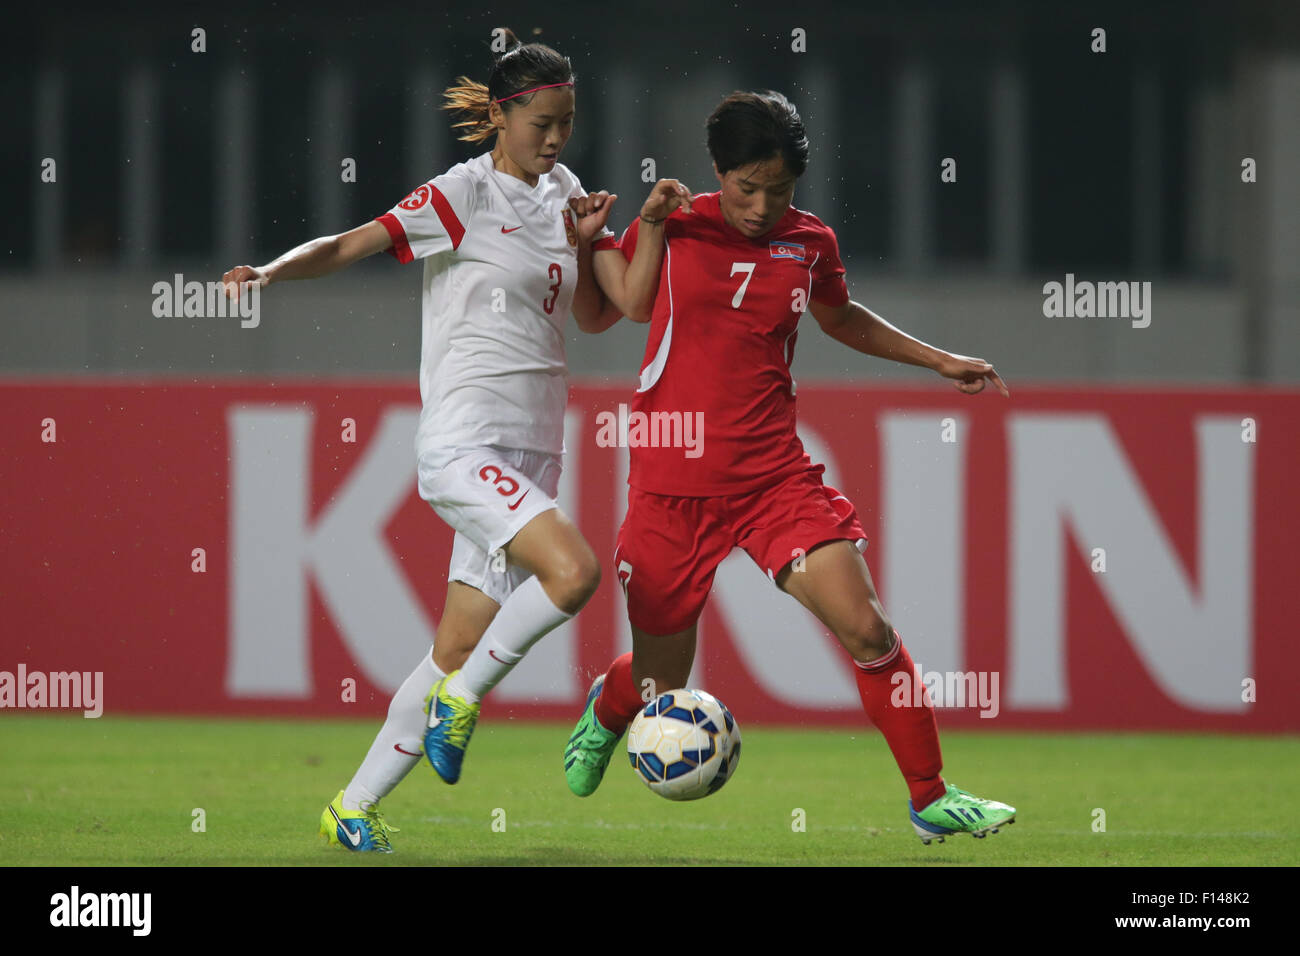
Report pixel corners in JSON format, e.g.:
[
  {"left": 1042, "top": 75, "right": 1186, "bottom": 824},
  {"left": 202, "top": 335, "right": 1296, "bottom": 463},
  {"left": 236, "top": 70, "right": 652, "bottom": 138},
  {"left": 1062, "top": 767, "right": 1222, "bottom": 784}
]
[
  {"left": 714, "top": 156, "right": 797, "bottom": 239},
  {"left": 499, "top": 87, "right": 575, "bottom": 178}
]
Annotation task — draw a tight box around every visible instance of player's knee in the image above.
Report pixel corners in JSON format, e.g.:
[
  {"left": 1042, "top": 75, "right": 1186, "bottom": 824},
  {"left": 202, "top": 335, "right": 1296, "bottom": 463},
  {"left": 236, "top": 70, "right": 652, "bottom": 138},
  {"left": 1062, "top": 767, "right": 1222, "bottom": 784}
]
[
  {"left": 542, "top": 552, "right": 600, "bottom": 614},
  {"left": 839, "top": 610, "right": 894, "bottom": 660}
]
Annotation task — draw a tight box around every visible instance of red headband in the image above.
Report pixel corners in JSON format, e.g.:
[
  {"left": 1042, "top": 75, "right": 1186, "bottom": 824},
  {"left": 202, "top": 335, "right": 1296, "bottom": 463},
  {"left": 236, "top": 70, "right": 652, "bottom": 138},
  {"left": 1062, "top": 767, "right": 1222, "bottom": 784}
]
[{"left": 493, "top": 81, "right": 574, "bottom": 104}]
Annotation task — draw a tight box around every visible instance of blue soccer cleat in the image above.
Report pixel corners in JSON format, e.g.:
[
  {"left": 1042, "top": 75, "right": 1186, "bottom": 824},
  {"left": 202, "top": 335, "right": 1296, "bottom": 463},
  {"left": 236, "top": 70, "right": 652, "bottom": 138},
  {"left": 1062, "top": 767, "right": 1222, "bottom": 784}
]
[
  {"left": 423, "top": 671, "right": 481, "bottom": 784},
  {"left": 319, "top": 790, "right": 398, "bottom": 853}
]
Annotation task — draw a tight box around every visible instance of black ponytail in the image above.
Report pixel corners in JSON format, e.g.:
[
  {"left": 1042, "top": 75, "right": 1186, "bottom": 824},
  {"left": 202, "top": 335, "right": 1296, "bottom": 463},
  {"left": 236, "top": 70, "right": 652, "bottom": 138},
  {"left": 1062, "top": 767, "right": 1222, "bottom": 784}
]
[{"left": 442, "top": 28, "right": 575, "bottom": 143}]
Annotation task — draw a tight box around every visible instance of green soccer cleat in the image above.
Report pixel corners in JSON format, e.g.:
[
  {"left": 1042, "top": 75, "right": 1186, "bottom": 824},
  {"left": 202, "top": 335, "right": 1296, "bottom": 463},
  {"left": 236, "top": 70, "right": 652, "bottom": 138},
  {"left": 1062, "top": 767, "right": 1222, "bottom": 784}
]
[
  {"left": 423, "top": 671, "right": 481, "bottom": 784},
  {"left": 910, "top": 783, "right": 1016, "bottom": 844},
  {"left": 564, "top": 675, "right": 624, "bottom": 797},
  {"left": 319, "top": 790, "right": 399, "bottom": 853}
]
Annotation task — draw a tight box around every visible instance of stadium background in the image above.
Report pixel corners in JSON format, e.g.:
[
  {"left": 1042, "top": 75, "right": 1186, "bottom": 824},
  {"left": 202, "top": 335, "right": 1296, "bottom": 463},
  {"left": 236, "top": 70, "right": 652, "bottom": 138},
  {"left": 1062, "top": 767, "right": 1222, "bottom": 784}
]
[{"left": 3, "top": 0, "right": 1299, "bottom": 736}]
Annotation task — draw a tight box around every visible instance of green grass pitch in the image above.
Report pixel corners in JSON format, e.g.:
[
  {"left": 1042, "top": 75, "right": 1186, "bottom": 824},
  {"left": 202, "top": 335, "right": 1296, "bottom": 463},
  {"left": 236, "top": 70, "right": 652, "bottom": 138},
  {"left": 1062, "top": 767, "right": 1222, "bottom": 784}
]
[{"left": 3, "top": 715, "right": 1297, "bottom": 866}]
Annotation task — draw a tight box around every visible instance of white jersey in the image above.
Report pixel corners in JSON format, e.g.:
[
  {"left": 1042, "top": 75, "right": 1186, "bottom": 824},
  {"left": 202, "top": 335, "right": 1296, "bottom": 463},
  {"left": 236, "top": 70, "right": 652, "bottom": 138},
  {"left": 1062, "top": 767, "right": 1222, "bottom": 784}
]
[{"left": 376, "top": 152, "right": 617, "bottom": 458}]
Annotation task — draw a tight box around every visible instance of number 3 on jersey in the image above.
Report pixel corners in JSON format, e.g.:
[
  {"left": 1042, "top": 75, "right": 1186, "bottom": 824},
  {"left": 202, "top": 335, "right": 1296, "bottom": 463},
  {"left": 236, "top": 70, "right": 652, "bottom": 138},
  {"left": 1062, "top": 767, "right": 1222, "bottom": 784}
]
[
  {"left": 730, "top": 262, "right": 756, "bottom": 308},
  {"left": 542, "top": 262, "right": 562, "bottom": 315}
]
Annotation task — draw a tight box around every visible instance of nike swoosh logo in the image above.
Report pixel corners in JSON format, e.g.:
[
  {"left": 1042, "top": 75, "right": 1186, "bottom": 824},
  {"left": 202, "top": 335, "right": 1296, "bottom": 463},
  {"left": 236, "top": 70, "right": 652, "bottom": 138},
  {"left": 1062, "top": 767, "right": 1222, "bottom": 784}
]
[
  {"left": 501, "top": 225, "right": 523, "bottom": 234},
  {"left": 506, "top": 490, "right": 530, "bottom": 511},
  {"left": 488, "top": 649, "right": 510, "bottom": 664},
  {"left": 393, "top": 743, "right": 421, "bottom": 757},
  {"left": 329, "top": 805, "right": 362, "bottom": 846}
]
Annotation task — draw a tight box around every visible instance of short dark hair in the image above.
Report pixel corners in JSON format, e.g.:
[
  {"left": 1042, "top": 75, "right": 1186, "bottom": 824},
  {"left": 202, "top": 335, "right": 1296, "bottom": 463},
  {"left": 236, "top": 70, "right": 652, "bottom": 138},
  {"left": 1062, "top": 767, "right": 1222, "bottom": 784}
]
[{"left": 706, "top": 90, "right": 809, "bottom": 178}]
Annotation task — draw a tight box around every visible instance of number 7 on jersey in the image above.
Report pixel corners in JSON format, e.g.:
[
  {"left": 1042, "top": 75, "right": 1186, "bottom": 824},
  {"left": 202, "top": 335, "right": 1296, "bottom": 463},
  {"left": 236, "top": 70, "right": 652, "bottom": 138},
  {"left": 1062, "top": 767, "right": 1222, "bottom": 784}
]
[{"left": 730, "top": 262, "right": 756, "bottom": 308}]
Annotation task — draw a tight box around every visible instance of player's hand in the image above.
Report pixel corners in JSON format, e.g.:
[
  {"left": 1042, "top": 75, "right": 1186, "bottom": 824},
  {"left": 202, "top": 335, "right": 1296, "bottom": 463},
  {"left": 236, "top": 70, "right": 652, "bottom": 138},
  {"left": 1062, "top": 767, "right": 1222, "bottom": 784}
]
[
  {"left": 568, "top": 190, "right": 617, "bottom": 242},
  {"left": 640, "top": 179, "right": 693, "bottom": 222},
  {"left": 221, "top": 265, "right": 270, "bottom": 301},
  {"left": 936, "top": 352, "right": 1010, "bottom": 397}
]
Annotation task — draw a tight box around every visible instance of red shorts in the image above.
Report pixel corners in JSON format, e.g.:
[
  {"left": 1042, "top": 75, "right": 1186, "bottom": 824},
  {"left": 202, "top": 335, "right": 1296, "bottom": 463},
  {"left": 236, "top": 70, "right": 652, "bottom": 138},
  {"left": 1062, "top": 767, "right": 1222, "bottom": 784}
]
[{"left": 614, "top": 465, "right": 868, "bottom": 635}]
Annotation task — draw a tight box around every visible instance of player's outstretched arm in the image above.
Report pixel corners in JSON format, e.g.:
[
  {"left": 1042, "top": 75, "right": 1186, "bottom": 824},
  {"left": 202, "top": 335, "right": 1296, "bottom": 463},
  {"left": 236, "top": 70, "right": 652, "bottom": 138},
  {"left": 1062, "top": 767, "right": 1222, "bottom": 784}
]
[
  {"left": 809, "top": 297, "right": 1010, "bottom": 396},
  {"left": 221, "top": 220, "right": 393, "bottom": 301}
]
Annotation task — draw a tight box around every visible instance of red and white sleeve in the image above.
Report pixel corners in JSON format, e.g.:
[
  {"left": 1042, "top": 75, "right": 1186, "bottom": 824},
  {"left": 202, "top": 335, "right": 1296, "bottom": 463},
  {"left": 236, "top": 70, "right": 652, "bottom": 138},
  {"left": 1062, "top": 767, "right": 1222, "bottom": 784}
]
[{"left": 375, "top": 168, "right": 475, "bottom": 263}]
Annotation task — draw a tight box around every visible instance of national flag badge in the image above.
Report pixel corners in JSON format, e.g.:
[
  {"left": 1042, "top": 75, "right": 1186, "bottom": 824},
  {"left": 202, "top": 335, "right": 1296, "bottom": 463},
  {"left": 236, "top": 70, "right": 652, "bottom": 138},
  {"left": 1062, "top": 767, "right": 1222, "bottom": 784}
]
[
  {"left": 769, "top": 240, "right": 806, "bottom": 261},
  {"left": 398, "top": 184, "right": 431, "bottom": 211},
  {"left": 562, "top": 208, "right": 578, "bottom": 247}
]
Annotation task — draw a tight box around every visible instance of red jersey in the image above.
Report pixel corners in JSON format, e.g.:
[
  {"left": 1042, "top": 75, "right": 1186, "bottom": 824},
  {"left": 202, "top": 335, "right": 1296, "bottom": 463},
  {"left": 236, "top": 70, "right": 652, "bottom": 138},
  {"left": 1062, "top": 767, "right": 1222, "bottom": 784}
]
[{"left": 617, "top": 191, "right": 850, "bottom": 495}]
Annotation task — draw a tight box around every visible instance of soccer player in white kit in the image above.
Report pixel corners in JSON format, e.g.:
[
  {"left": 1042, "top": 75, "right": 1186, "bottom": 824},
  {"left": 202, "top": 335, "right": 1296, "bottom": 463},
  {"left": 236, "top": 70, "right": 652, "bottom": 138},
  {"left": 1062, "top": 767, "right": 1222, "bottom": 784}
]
[{"left": 221, "top": 31, "right": 637, "bottom": 852}]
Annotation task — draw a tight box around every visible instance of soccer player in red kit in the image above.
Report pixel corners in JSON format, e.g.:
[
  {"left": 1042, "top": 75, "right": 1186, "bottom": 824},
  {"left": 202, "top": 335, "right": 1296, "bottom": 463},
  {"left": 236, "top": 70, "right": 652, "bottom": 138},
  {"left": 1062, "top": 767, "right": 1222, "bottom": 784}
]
[{"left": 567, "top": 90, "right": 1016, "bottom": 843}]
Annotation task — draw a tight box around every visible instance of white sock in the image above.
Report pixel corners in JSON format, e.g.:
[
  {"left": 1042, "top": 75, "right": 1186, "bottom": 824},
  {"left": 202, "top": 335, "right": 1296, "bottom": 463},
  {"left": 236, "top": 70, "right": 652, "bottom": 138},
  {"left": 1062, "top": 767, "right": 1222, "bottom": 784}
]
[
  {"left": 448, "top": 575, "right": 572, "bottom": 702},
  {"left": 342, "top": 650, "right": 445, "bottom": 810}
]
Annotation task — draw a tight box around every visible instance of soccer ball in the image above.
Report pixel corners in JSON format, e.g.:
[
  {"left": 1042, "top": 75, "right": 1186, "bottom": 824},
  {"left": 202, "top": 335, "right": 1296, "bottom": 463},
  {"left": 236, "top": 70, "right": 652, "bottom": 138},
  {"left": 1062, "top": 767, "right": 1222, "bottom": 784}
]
[{"left": 626, "top": 689, "right": 741, "bottom": 800}]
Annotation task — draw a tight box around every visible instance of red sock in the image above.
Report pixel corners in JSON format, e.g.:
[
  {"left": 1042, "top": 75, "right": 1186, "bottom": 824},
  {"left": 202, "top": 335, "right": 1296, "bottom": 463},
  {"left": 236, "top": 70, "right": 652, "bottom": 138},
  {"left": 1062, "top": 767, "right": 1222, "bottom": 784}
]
[
  {"left": 852, "top": 630, "right": 947, "bottom": 810},
  {"left": 593, "top": 652, "right": 643, "bottom": 735}
]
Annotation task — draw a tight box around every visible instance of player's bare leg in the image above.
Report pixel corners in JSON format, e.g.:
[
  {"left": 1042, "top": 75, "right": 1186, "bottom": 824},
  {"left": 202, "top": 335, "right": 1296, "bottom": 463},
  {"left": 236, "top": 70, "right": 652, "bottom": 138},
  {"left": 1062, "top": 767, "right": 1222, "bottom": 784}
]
[
  {"left": 432, "top": 581, "right": 500, "bottom": 674},
  {"left": 776, "top": 539, "right": 1015, "bottom": 842},
  {"left": 775, "top": 540, "right": 894, "bottom": 661},
  {"left": 501, "top": 507, "right": 601, "bottom": 612},
  {"left": 630, "top": 623, "right": 697, "bottom": 700},
  {"left": 425, "top": 507, "right": 600, "bottom": 783}
]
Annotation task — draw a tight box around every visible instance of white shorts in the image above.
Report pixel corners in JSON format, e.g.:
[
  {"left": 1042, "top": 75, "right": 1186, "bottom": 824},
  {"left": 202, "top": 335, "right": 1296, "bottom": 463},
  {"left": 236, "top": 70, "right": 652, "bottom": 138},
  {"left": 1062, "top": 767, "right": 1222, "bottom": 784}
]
[{"left": 417, "top": 445, "right": 562, "bottom": 606}]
